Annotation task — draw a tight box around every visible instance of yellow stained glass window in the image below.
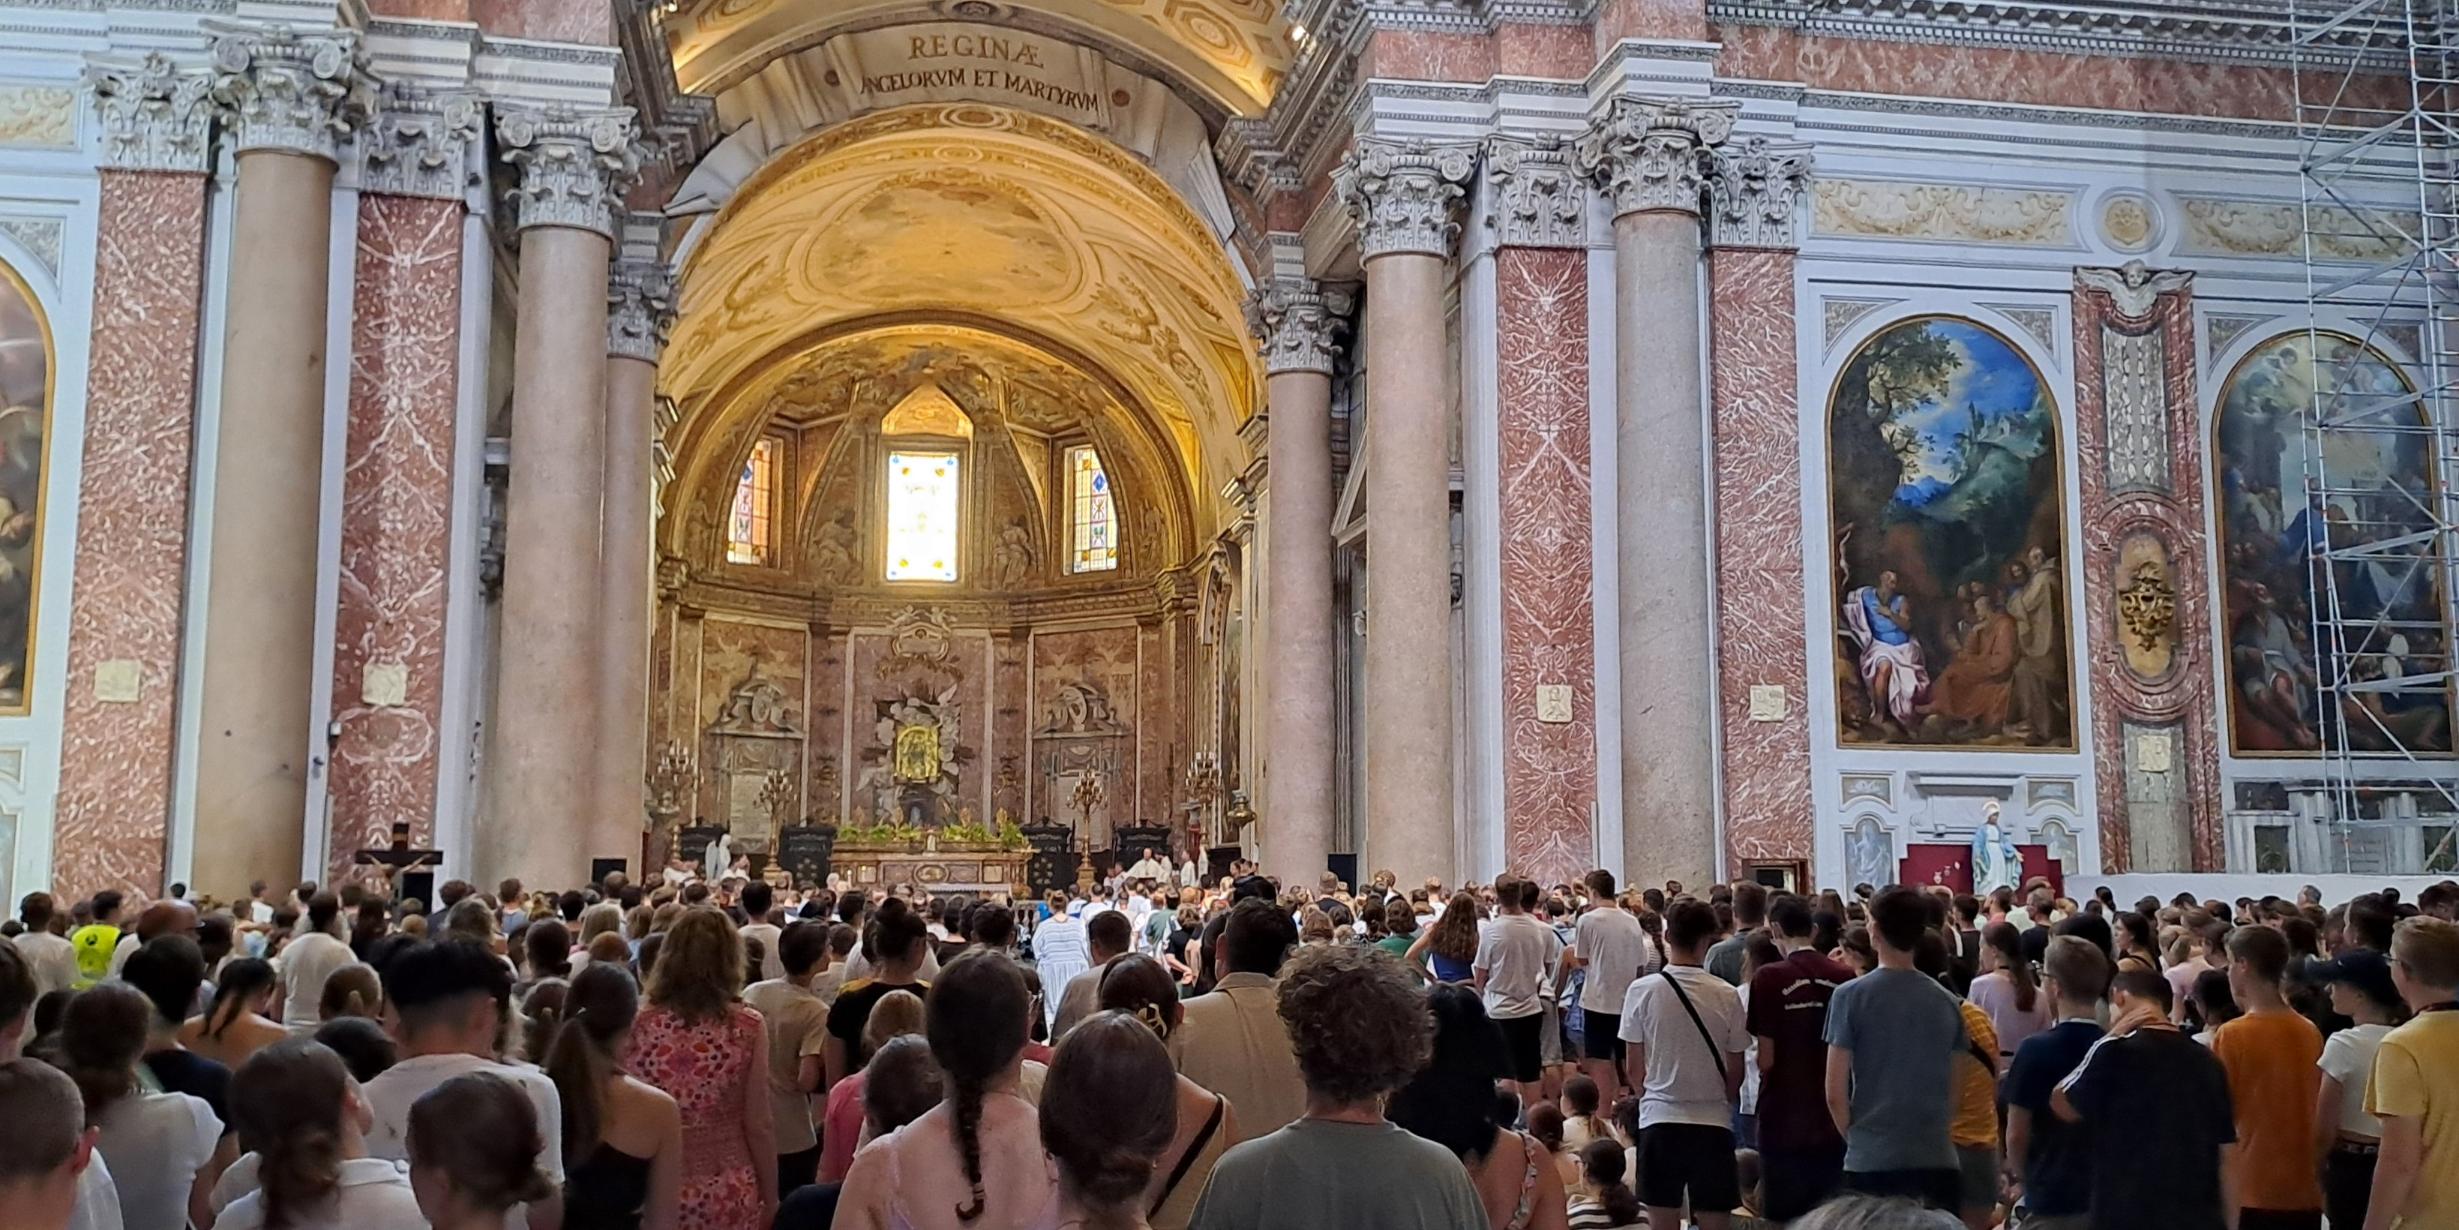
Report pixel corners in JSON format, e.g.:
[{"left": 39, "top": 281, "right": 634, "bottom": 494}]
[
  {"left": 1068, "top": 445, "right": 1118, "bottom": 573},
  {"left": 726, "top": 437, "right": 777, "bottom": 565},
  {"left": 886, "top": 450, "right": 960, "bottom": 582}
]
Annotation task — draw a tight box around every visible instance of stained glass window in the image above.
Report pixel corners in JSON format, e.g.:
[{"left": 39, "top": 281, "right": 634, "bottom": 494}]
[
  {"left": 1068, "top": 445, "right": 1119, "bottom": 573},
  {"left": 726, "top": 437, "right": 778, "bottom": 565},
  {"left": 885, "top": 450, "right": 960, "bottom": 582}
]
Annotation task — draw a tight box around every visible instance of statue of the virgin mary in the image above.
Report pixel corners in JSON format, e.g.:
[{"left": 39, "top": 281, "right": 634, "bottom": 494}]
[{"left": 1971, "top": 800, "right": 2023, "bottom": 895}]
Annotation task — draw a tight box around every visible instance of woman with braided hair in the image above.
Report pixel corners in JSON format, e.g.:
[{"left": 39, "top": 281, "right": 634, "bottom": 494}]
[
  {"left": 1095, "top": 954, "right": 1240, "bottom": 1230},
  {"left": 835, "top": 950, "right": 1058, "bottom": 1230},
  {"left": 1041, "top": 1012, "right": 1182, "bottom": 1230}
]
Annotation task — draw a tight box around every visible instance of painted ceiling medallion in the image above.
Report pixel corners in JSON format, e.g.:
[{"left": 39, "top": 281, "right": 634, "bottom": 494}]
[{"left": 2097, "top": 190, "right": 2160, "bottom": 254}]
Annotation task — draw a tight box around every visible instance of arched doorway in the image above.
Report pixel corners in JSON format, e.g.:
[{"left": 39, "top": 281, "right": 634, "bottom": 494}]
[{"left": 647, "top": 102, "right": 1264, "bottom": 891}]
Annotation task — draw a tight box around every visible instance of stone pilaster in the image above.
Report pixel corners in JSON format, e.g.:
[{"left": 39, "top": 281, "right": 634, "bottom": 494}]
[
  {"left": 1704, "top": 136, "right": 1817, "bottom": 874},
  {"left": 1246, "top": 278, "right": 1350, "bottom": 885},
  {"left": 1580, "top": 98, "right": 1734, "bottom": 888},
  {"left": 51, "top": 56, "right": 217, "bottom": 896},
  {"left": 189, "top": 25, "right": 376, "bottom": 896},
  {"left": 1338, "top": 138, "right": 1475, "bottom": 885},
  {"left": 596, "top": 252, "right": 675, "bottom": 873}
]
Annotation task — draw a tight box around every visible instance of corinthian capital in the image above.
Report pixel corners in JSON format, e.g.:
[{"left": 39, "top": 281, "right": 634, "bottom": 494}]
[
  {"left": 496, "top": 106, "right": 640, "bottom": 238},
  {"left": 86, "top": 52, "right": 215, "bottom": 173},
  {"left": 1245, "top": 279, "right": 1353, "bottom": 376},
  {"left": 209, "top": 25, "right": 375, "bottom": 162},
  {"left": 608, "top": 258, "right": 677, "bottom": 363},
  {"left": 1574, "top": 98, "right": 1738, "bottom": 220},
  {"left": 1484, "top": 137, "right": 1588, "bottom": 249},
  {"left": 1707, "top": 136, "right": 1813, "bottom": 251},
  {"left": 360, "top": 88, "right": 483, "bottom": 200},
  {"left": 1335, "top": 138, "right": 1478, "bottom": 260}
]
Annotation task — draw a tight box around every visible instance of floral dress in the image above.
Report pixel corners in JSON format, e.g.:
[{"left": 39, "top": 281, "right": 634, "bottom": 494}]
[{"left": 631, "top": 1002, "right": 766, "bottom": 1229}]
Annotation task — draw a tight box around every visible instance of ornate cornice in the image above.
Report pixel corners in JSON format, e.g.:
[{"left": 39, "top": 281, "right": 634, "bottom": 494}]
[
  {"left": 1245, "top": 279, "right": 1354, "bottom": 376},
  {"left": 608, "top": 258, "right": 677, "bottom": 364},
  {"left": 1575, "top": 98, "right": 1738, "bottom": 220},
  {"left": 1484, "top": 136, "right": 1588, "bottom": 249},
  {"left": 359, "top": 88, "right": 482, "bottom": 201},
  {"left": 2078, "top": 260, "right": 2194, "bottom": 320},
  {"left": 209, "top": 25, "right": 375, "bottom": 163},
  {"left": 496, "top": 106, "right": 640, "bottom": 239},
  {"left": 1707, "top": 136, "right": 1813, "bottom": 251},
  {"left": 85, "top": 52, "right": 213, "bottom": 173},
  {"left": 1335, "top": 137, "right": 1478, "bottom": 260},
  {"left": 1706, "top": 0, "right": 2405, "bottom": 74}
]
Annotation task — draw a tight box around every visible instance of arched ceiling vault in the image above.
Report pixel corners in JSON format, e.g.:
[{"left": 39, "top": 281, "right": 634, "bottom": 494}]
[
  {"left": 663, "top": 103, "right": 1264, "bottom": 541},
  {"left": 665, "top": 0, "right": 1290, "bottom": 117}
]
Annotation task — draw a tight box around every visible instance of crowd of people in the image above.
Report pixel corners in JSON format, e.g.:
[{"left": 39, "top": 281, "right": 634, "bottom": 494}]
[{"left": 0, "top": 860, "right": 2454, "bottom": 1230}]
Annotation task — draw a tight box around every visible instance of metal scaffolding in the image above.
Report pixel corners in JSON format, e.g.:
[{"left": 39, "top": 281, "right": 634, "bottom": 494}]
[{"left": 2288, "top": 0, "right": 2459, "bottom": 873}]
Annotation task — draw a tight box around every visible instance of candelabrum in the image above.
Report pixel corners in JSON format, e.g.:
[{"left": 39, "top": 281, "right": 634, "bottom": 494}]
[
  {"left": 757, "top": 768, "right": 796, "bottom": 834},
  {"left": 647, "top": 741, "right": 694, "bottom": 825},
  {"left": 1072, "top": 771, "right": 1105, "bottom": 890}
]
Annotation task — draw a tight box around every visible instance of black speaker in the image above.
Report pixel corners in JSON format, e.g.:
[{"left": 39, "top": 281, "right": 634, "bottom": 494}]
[{"left": 590, "top": 858, "right": 628, "bottom": 888}]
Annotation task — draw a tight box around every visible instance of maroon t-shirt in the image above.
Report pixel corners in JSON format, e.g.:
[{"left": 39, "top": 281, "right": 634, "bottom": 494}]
[{"left": 1747, "top": 947, "right": 1852, "bottom": 1153}]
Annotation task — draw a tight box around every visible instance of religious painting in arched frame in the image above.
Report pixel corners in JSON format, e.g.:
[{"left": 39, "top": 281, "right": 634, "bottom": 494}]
[
  {"left": 2212, "top": 330, "right": 2452, "bottom": 756},
  {"left": 0, "top": 261, "right": 49, "bottom": 716},
  {"left": 1828, "top": 315, "right": 2075, "bottom": 749}
]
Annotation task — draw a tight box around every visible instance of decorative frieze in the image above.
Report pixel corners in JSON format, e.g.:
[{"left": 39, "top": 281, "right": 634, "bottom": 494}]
[
  {"left": 496, "top": 106, "right": 641, "bottom": 239},
  {"left": 1574, "top": 97, "right": 1737, "bottom": 220},
  {"left": 1811, "top": 178, "right": 2077, "bottom": 247},
  {"left": 1335, "top": 137, "right": 1477, "bottom": 260},
  {"left": 210, "top": 26, "right": 375, "bottom": 162},
  {"left": 86, "top": 53, "right": 214, "bottom": 174},
  {"left": 1483, "top": 137, "right": 1587, "bottom": 250},
  {"left": 360, "top": 89, "right": 483, "bottom": 201},
  {"left": 1707, "top": 136, "right": 1812, "bottom": 251},
  {"left": 2175, "top": 195, "right": 2417, "bottom": 263},
  {"left": 607, "top": 258, "right": 677, "bottom": 364},
  {"left": 1244, "top": 279, "right": 1353, "bottom": 376},
  {"left": 0, "top": 86, "right": 77, "bottom": 150}
]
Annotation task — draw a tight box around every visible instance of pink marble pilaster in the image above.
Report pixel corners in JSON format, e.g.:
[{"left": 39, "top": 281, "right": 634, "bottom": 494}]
[
  {"left": 325, "top": 195, "right": 463, "bottom": 879},
  {"left": 52, "top": 171, "right": 209, "bottom": 897},
  {"left": 1708, "top": 249, "right": 1815, "bottom": 870},
  {"left": 1495, "top": 247, "right": 1598, "bottom": 887},
  {"left": 2072, "top": 274, "right": 2223, "bottom": 872}
]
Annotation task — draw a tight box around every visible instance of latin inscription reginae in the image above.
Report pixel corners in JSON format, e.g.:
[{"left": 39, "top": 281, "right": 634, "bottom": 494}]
[{"left": 858, "top": 31, "right": 1102, "bottom": 114}]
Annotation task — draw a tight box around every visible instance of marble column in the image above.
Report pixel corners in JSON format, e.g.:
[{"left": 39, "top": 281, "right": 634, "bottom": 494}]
[
  {"left": 190, "top": 29, "right": 374, "bottom": 897},
  {"left": 1246, "top": 280, "right": 1349, "bottom": 886},
  {"left": 1337, "top": 139, "right": 1474, "bottom": 886},
  {"left": 323, "top": 93, "right": 483, "bottom": 880},
  {"left": 1575, "top": 98, "right": 1735, "bottom": 889},
  {"left": 487, "top": 106, "right": 637, "bottom": 887},
  {"left": 1702, "top": 137, "right": 1817, "bottom": 874},
  {"left": 1482, "top": 138, "right": 1601, "bottom": 888},
  {"left": 52, "top": 57, "right": 216, "bottom": 896},
  {"left": 597, "top": 256, "right": 673, "bottom": 876}
]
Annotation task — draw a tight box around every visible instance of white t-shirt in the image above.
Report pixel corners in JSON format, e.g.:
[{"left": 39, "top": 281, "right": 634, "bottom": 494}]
[
  {"left": 743, "top": 921, "right": 784, "bottom": 983},
  {"left": 1571, "top": 906, "right": 1654, "bottom": 1016},
  {"left": 70, "top": 1150, "right": 121, "bottom": 1230},
  {"left": 249, "top": 900, "right": 275, "bottom": 925},
  {"left": 2320, "top": 1021, "right": 2396, "bottom": 1138},
  {"left": 11, "top": 929, "right": 80, "bottom": 996},
  {"left": 1472, "top": 913, "right": 1563, "bottom": 1021},
  {"left": 362, "top": 1052, "right": 565, "bottom": 1230},
  {"left": 96, "top": 1091, "right": 219, "bottom": 1230},
  {"left": 212, "top": 1157, "right": 428, "bottom": 1230},
  {"left": 274, "top": 930, "right": 356, "bottom": 1027},
  {"left": 1618, "top": 964, "right": 1747, "bottom": 1129},
  {"left": 105, "top": 933, "right": 139, "bottom": 979}
]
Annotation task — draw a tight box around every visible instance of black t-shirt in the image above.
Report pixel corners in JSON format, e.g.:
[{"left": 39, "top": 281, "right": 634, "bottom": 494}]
[
  {"left": 2003, "top": 1019, "right": 2103, "bottom": 1216},
  {"left": 144, "top": 1049, "right": 231, "bottom": 1129},
  {"left": 2058, "top": 1028, "right": 2236, "bottom": 1230},
  {"left": 825, "top": 977, "right": 929, "bottom": 1069}
]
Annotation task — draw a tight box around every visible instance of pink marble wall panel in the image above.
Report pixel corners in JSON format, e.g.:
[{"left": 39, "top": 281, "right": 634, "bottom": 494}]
[
  {"left": 842, "top": 626, "right": 989, "bottom": 823},
  {"left": 1708, "top": 250, "right": 1815, "bottom": 870},
  {"left": 1714, "top": 26, "right": 2408, "bottom": 121},
  {"left": 991, "top": 632, "right": 1028, "bottom": 820},
  {"left": 1601, "top": 0, "right": 1708, "bottom": 45},
  {"left": 1364, "top": 30, "right": 1498, "bottom": 84},
  {"left": 804, "top": 628, "right": 845, "bottom": 820},
  {"left": 52, "top": 171, "right": 209, "bottom": 898},
  {"left": 1497, "top": 23, "right": 1595, "bottom": 79},
  {"left": 1495, "top": 248, "right": 1597, "bottom": 888},
  {"left": 1138, "top": 620, "right": 1171, "bottom": 825},
  {"left": 2072, "top": 280, "right": 2224, "bottom": 871},
  {"left": 1029, "top": 624, "right": 1140, "bottom": 831},
  {"left": 472, "top": 0, "right": 610, "bottom": 44},
  {"left": 367, "top": 0, "right": 471, "bottom": 19},
  {"left": 648, "top": 600, "right": 677, "bottom": 756},
  {"left": 325, "top": 196, "right": 463, "bottom": 880}
]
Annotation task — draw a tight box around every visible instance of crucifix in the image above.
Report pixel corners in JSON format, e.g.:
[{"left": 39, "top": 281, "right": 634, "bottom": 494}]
[{"left": 354, "top": 821, "right": 441, "bottom": 907}]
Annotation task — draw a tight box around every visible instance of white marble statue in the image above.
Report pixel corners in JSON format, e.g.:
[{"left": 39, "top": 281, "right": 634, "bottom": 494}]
[{"left": 1971, "top": 801, "right": 2024, "bottom": 894}]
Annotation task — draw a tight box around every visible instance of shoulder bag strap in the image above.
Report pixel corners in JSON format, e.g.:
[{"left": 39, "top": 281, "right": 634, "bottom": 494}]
[
  {"left": 1657, "top": 967, "right": 1730, "bottom": 1086},
  {"left": 1150, "top": 1093, "right": 1228, "bottom": 1215}
]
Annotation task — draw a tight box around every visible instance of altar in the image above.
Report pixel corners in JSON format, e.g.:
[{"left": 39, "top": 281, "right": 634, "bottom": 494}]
[{"left": 830, "top": 829, "right": 1032, "bottom": 898}]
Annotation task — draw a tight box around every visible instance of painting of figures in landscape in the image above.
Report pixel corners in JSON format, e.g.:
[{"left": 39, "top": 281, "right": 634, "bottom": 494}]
[
  {"left": 2216, "top": 331, "right": 2451, "bottom": 755},
  {"left": 1829, "top": 317, "right": 2073, "bottom": 748},
  {"left": 0, "top": 270, "right": 44, "bottom": 714}
]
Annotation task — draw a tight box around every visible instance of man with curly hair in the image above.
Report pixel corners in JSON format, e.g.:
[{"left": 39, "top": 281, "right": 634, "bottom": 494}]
[{"left": 1186, "top": 943, "right": 1486, "bottom": 1230}]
